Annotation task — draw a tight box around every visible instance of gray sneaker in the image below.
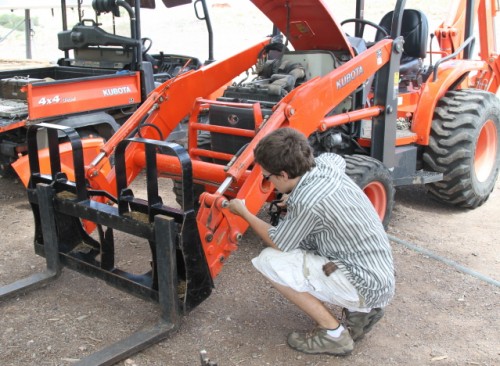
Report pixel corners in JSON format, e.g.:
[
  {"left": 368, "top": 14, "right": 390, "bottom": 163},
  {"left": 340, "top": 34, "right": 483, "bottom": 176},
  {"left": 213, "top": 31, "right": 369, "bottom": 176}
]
[
  {"left": 343, "top": 307, "right": 385, "bottom": 341},
  {"left": 287, "top": 327, "right": 354, "bottom": 356}
]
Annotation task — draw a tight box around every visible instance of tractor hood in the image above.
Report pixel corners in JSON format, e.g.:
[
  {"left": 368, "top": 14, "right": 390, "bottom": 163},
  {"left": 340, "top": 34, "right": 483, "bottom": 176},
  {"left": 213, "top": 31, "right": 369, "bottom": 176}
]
[
  {"left": 160, "top": 0, "right": 191, "bottom": 7},
  {"left": 251, "top": 0, "right": 353, "bottom": 54}
]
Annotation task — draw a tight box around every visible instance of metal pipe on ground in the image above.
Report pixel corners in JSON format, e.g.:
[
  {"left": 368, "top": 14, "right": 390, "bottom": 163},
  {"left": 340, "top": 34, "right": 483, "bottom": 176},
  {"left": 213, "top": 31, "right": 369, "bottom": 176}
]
[{"left": 388, "top": 234, "right": 500, "bottom": 288}]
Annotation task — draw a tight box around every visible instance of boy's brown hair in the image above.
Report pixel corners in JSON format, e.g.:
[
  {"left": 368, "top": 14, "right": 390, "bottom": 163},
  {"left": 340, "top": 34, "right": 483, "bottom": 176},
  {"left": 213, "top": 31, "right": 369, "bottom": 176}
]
[{"left": 253, "top": 127, "right": 315, "bottom": 179}]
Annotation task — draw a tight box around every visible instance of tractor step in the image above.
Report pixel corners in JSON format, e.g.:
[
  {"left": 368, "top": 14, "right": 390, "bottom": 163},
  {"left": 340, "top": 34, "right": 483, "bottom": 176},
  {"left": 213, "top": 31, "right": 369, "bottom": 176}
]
[{"left": 393, "top": 169, "right": 443, "bottom": 186}]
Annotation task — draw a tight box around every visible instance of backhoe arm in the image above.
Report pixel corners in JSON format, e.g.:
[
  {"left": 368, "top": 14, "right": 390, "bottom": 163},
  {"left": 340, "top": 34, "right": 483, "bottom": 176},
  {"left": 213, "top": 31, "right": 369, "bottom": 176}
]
[{"left": 434, "top": 0, "right": 500, "bottom": 92}]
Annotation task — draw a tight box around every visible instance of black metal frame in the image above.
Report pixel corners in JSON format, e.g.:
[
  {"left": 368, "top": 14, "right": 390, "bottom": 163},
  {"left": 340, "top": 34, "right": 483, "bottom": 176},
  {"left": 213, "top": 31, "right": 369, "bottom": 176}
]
[
  {"left": 0, "top": 123, "right": 213, "bottom": 365},
  {"left": 370, "top": 0, "right": 405, "bottom": 169}
]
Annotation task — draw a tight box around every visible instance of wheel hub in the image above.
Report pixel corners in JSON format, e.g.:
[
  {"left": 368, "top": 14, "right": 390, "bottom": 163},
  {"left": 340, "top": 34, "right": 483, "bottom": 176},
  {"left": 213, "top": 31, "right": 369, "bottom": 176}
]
[
  {"left": 364, "top": 181, "right": 387, "bottom": 221},
  {"left": 475, "top": 119, "right": 498, "bottom": 183}
]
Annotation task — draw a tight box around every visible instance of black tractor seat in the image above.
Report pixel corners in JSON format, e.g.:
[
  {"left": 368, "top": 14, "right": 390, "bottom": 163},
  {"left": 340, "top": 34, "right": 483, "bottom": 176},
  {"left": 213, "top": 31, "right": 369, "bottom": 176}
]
[{"left": 376, "top": 9, "right": 429, "bottom": 83}]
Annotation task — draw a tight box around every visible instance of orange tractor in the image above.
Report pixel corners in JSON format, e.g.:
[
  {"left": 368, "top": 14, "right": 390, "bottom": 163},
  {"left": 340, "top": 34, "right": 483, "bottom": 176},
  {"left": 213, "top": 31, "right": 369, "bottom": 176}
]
[{"left": 2, "top": 0, "right": 499, "bottom": 364}]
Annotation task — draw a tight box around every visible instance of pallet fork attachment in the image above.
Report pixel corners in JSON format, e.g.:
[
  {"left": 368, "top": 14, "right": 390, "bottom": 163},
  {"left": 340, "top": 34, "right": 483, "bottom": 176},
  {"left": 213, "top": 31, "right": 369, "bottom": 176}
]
[
  {"left": 0, "top": 183, "right": 62, "bottom": 299},
  {"left": 0, "top": 123, "right": 213, "bottom": 365}
]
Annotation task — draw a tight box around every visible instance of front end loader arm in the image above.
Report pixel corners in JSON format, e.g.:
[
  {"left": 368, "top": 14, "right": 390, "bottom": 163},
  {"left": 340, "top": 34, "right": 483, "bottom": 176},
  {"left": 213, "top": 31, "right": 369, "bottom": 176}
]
[
  {"left": 196, "top": 104, "right": 289, "bottom": 278},
  {"left": 86, "top": 38, "right": 272, "bottom": 195}
]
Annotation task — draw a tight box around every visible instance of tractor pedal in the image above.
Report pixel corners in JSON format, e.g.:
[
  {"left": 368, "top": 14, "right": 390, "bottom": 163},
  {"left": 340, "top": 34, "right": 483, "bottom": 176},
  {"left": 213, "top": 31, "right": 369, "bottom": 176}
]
[
  {"left": 393, "top": 170, "right": 443, "bottom": 186},
  {"left": 412, "top": 170, "right": 444, "bottom": 184}
]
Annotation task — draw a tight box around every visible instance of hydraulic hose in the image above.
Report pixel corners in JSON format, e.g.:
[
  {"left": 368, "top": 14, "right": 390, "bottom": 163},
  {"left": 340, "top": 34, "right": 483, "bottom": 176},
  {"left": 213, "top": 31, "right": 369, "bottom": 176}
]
[{"left": 388, "top": 234, "right": 500, "bottom": 288}]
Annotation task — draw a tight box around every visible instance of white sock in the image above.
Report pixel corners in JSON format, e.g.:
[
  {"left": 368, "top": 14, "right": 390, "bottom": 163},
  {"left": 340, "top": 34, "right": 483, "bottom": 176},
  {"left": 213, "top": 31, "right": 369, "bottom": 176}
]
[{"left": 326, "top": 324, "right": 345, "bottom": 338}]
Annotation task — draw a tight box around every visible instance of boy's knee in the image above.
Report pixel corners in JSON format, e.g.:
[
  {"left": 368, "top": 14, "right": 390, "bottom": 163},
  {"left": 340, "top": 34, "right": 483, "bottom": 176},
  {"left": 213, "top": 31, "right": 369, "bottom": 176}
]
[
  {"left": 252, "top": 247, "right": 280, "bottom": 272},
  {"left": 259, "top": 247, "right": 282, "bottom": 259}
]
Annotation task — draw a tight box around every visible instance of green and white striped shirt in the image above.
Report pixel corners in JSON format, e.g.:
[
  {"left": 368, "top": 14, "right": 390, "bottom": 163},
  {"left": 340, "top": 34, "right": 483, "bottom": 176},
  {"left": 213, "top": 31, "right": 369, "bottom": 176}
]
[{"left": 268, "top": 153, "right": 395, "bottom": 308}]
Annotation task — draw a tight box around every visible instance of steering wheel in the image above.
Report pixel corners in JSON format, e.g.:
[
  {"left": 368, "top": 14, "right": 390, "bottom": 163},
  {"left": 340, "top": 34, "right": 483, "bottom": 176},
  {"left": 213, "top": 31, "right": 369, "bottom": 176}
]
[
  {"left": 341, "top": 18, "right": 389, "bottom": 40},
  {"left": 141, "top": 37, "right": 153, "bottom": 54}
]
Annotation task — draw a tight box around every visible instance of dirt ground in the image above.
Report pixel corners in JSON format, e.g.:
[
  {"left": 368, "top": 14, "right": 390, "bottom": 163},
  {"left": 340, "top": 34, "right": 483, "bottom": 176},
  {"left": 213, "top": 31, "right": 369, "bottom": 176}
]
[{"left": 0, "top": 172, "right": 499, "bottom": 366}]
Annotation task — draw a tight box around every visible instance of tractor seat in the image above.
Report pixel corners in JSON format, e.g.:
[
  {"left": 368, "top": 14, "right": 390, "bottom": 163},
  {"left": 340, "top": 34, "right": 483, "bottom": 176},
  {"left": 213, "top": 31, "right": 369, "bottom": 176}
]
[{"left": 376, "top": 9, "right": 429, "bottom": 77}]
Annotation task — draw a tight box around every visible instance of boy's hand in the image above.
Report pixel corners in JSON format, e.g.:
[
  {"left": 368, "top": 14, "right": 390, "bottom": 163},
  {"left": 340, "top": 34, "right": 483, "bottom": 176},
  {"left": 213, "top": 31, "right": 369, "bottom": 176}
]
[
  {"left": 228, "top": 199, "right": 248, "bottom": 217},
  {"left": 276, "top": 193, "right": 289, "bottom": 208}
]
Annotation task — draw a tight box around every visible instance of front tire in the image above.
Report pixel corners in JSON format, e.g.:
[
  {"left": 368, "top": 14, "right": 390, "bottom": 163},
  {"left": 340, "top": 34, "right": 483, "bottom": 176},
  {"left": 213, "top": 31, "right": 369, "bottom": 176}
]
[
  {"left": 423, "top": 90, "right": 500, "bottom": 208},
  {"left": 344, "top": 154, "right": 395, "bottom": 229},
  {"left": 172, "top": 138, "right": 211, "bottom": 209},
  {"left": 172, "top": 179, "right": 204, "bottom": 210}
]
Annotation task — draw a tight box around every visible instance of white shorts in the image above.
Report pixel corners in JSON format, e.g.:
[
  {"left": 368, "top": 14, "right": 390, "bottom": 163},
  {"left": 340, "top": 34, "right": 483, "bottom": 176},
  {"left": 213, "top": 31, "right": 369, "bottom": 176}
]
[{"left": 252, "top": 247, "right": 371, "bottom": 312}]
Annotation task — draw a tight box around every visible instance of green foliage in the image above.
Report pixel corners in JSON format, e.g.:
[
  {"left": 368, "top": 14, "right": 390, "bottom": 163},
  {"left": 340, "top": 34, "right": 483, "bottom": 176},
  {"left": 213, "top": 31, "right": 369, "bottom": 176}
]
[
  {"left": 0, "top": 13, "right": 25, "bottom": 31},
  {"left": 0, "top": 13, "right": 39, "bottom": 32}
]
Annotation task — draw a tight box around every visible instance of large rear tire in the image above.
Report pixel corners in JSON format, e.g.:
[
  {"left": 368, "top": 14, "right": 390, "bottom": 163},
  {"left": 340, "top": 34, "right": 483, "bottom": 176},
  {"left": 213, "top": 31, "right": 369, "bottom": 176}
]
[
  {"left": 344, "top": 154, "right": 395, "bottom": 229},
  {"left": 423, "top": 90, "right": 500, "bottom": 208}
]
